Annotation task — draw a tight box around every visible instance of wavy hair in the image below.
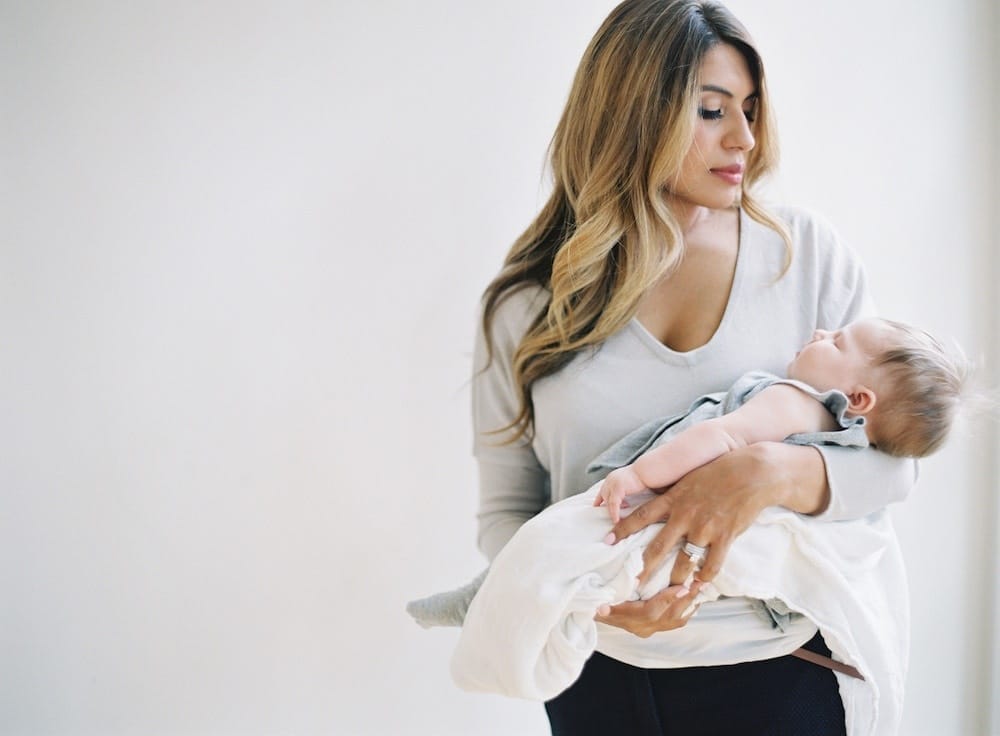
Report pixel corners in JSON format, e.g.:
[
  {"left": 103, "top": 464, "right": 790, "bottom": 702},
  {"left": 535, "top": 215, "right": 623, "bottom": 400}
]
[{"left": 483, "top": 0, "right": 789, "bottom": 440}]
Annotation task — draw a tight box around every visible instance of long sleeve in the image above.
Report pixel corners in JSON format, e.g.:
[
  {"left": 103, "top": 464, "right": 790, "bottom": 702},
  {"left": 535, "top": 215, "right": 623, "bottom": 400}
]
[
  {"left": 472, "top": 287, "right": 550, "bottom": 561},
  {"left": 809, "top": 214, "right": 918, "bottom": 520},
  {"left": 814, "top": 445, "right": 918, "bottom": 520}
]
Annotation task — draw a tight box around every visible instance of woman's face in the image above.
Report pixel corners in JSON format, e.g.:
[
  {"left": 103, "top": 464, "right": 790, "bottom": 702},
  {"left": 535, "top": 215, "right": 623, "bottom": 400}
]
[{"left": 665, "top": 43, "right": 758, "bottom": 213}]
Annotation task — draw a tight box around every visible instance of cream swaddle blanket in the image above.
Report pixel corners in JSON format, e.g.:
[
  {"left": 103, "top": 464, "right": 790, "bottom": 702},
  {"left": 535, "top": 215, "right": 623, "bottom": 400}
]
[
  {"left": 450, "top": 484, "right": 907, "bottom": 736},
  {"left": 415, "top": 373, "right": 908, "bottom": 735}
]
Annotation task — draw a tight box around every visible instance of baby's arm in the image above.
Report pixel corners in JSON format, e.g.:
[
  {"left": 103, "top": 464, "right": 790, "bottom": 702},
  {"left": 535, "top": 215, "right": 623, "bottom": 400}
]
[{"left": 596, "top": 384, "right": 840, "bottom": 522}]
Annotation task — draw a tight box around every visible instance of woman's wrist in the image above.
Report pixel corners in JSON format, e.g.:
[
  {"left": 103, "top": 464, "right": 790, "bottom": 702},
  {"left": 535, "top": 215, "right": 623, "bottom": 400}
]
[{"left": 752, "top": 442, "right": 830, "bottom": 516}]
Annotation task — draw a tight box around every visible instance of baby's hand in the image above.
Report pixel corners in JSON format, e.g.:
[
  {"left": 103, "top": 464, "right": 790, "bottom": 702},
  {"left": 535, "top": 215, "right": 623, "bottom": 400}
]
[{"left": 594, "top": 465, "right": 648, "bottom": 523}]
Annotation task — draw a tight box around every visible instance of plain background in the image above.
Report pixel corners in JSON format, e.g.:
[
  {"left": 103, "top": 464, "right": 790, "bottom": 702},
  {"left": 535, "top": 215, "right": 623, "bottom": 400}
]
[{"left": 2, "top": 1, "right": 998, "bottom": 734}]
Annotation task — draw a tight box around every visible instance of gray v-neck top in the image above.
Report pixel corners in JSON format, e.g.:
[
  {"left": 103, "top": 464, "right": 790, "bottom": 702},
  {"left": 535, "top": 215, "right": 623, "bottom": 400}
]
[{"left": 472, "top": 206, "right": 916, "bottom": 562}]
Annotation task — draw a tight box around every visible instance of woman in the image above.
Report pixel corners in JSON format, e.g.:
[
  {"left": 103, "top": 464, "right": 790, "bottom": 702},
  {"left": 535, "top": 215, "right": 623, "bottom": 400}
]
[{"left": 473, "top": 0, "right": 914, "bottom": 733}]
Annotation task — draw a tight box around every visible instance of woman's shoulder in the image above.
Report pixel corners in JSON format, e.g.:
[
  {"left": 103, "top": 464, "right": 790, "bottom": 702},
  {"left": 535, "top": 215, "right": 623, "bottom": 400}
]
[
  {"left": 755, "top": 204, "right": 871, "bottom": 320},
  {"left": 763, "top": 203, "right": 861, "bottom": 268},
  {"left": 479, "top": 283, "right": 550, "bottom": 342},
  {"left": 769, "top": 204, "right": 840, "bottom": 242}
]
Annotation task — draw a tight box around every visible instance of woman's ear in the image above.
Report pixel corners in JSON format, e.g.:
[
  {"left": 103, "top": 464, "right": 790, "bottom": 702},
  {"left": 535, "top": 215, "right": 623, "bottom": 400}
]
[{"left": 847, "top": 385, "right": 877, "bottom": 415}]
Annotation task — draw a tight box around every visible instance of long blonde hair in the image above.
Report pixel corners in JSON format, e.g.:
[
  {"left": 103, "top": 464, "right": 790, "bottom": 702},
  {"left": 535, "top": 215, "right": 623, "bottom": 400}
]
[{"left": 483, "top": 0, "right": 789, "bottom": 440}]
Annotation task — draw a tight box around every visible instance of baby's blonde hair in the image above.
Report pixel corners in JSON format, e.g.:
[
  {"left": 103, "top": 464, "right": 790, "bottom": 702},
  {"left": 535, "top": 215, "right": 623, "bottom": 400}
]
[{"left": 868, "top": 320, "right": 970, "bottom": 458}]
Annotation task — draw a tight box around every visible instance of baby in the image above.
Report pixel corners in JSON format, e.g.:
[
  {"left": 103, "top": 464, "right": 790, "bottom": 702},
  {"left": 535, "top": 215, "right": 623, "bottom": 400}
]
[
  {"left": 596, "top": 317, "right": 968, "bottom": 522},
  {"left": 412, "top": 316, "right": 970, "bottom": 708}
]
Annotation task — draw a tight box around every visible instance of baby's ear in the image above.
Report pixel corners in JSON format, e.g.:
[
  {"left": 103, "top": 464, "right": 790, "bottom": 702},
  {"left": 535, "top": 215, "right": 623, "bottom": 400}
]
[{"left": 847, "top": 385, "right": 877, "bottom": 415}]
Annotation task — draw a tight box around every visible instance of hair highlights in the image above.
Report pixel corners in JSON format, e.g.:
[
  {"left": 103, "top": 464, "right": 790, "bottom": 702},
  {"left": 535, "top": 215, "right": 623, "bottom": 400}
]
[{"left": 482, "top": 0, "right": 788, "bottom": 440}]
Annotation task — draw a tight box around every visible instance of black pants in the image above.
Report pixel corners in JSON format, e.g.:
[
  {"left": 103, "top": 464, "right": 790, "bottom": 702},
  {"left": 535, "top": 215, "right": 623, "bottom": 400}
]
[{"left": 544, "top": 633, "right": 846, "bottom": 736}]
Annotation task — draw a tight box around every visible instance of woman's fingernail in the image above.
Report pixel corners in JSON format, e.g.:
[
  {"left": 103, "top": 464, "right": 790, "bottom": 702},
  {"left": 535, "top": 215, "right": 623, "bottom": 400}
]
[
  {"left": 603, "top": 532, "right": 616, "bottom": 545},
  {"left": 676, "top": 585, "right": 690, "bottom": 598},
  {"left": 597, "top": 604, "right": 611, "bottom": 617}
]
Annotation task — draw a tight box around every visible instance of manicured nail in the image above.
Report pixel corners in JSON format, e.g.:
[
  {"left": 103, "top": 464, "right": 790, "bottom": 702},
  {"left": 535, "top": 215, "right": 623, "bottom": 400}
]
[
  {"left": 603, "top": 532, "right": 616, "bottom": 545},
  {"left": 597, "top": 604, "right": 611, "bottom": 617},
  {"left": 676, "top": 585, "right": 690, "bottom": 598}
]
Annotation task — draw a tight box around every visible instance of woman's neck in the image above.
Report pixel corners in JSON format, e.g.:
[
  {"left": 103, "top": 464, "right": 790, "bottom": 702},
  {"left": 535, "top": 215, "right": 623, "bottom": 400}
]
[
  {"left": 673, "top": 205, "right": 740, "bottom": 251},
  {"left": 669, "top": 201, "right": 737, "bottom": 240}
]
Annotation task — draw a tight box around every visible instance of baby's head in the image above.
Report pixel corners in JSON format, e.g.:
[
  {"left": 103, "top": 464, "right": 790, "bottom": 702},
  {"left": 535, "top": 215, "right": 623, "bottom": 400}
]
[{"left": 787, "top": 318, "right": 968, "bottom": 457}]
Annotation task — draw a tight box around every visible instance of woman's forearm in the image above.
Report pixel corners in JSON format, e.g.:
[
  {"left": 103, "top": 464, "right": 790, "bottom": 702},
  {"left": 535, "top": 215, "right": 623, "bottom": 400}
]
[{"left": 477, "top": 459, "right": 549, "bottom": 561}]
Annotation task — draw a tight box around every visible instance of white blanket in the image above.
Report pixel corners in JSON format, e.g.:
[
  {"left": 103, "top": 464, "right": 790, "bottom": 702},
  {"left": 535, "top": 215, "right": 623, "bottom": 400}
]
[{"left": 451, "top": 483, "right": 908, "bottom": 736}]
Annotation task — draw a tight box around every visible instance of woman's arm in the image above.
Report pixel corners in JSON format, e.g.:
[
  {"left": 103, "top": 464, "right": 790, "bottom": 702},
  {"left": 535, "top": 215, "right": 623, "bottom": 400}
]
[
  {"left": 472, "top": 288, "right": 550, "bottom": 561},
  {"left": 477, "top": 460, "right": 548, "bottom": 562}
]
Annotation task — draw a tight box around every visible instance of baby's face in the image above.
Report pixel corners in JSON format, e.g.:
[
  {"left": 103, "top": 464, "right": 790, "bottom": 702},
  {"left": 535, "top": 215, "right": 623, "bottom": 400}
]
[{"left": 787, "top": 319, "right": 890, "bottom": 393}]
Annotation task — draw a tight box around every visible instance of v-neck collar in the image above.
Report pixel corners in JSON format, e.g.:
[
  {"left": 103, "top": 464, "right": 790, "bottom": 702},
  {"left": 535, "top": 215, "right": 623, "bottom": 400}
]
[{"left": 628, "top": 207, "right": 748, "bottom": 365}]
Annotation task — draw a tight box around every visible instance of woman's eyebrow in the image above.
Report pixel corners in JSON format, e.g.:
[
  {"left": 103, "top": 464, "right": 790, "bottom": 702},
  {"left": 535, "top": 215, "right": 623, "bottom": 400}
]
[
  {"left": 700, "top": 84, "right": 733, "bottom": 97},
  {"left": 700, "top": 84, "right": 759, "bottom": 102}
]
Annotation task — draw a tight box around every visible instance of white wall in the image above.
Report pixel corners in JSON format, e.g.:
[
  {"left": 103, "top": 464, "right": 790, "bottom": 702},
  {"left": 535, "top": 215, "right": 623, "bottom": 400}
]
[{"left": 1, "top": 2, "right": 995, "bottom": 734}]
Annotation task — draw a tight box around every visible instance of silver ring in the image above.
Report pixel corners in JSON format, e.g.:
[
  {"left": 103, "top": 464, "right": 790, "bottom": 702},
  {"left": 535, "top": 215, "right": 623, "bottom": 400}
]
[{"left": 682, "top": 541, "right": 709, "bottom": 565}]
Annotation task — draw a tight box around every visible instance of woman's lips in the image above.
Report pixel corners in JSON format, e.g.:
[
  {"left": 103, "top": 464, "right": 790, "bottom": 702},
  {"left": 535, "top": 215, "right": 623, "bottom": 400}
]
[{"left": 710, "top": 165, "right": 744, "bottom": 185}]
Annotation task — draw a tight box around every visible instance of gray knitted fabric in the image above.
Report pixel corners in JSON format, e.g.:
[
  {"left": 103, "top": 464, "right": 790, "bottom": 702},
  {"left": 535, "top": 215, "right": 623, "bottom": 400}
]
[{"left": 406, "top": 569, "right": 488, "bottom": 628}]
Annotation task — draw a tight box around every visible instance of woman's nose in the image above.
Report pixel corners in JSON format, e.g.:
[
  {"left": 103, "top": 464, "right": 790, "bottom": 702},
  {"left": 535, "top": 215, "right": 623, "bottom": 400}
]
[{"left": 725, "top": 114, "right": 756, "bottom": 152}]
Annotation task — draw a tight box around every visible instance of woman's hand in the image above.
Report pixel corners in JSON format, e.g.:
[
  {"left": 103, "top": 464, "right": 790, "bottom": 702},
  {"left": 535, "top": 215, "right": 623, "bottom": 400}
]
[
  {"left": 595, "top": 582, "right": 704, "bottom": 637},
  {"left": 603, "top": 442, "right": 828, "bottom": 604}
]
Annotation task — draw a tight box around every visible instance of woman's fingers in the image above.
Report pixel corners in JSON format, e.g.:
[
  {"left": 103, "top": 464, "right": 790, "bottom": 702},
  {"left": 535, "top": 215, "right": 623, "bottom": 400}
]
[
  {"left": 686, "top": 535, "right": 732, "bottom": 584},
  {"left": 665, "top": 538, "right": 703, "bottom": 586},
  {"left": 607, "top": 489, "right": 672, "bottom": 543},
  {"left": 613, "top": 504, "right": 731, "bottom": 587},
  {"left": 604, "top": 491, "right": 714, "bottom": 586},
  {"left": 637, "top": 513, "right": 687, "bottom": 586},
  {"left": 594, "top": 584, "right": 701, "bottom": 637}
]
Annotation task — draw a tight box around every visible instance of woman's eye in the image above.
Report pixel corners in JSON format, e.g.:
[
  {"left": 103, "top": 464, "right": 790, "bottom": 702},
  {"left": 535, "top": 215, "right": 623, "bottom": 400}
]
[{"left": 698, "top": 107, "right": 724, "bottom": 120}]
